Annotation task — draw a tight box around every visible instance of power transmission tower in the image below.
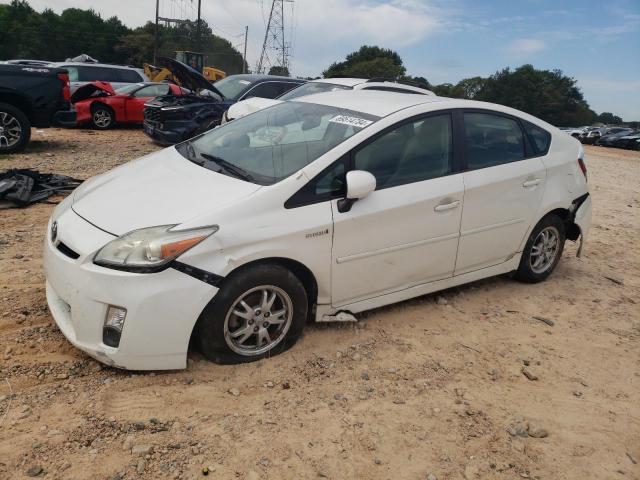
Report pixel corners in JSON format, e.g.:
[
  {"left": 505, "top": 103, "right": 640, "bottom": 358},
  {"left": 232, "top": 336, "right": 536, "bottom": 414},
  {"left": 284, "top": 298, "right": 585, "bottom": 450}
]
[{"left": 257, "top": 0, "right": 293, "bottom": 74}]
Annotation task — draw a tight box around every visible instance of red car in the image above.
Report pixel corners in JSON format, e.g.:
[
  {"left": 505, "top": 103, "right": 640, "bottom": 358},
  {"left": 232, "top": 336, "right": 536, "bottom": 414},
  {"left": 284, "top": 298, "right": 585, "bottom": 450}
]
[{"left": 71, "top": 81, "right": 185, "bottom": 129}]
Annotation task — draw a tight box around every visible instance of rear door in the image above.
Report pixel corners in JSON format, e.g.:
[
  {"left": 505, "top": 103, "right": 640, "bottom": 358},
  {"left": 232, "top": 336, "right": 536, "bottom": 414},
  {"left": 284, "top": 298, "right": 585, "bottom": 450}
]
[
  {"left": 454, "top": 110, "right": 546, "bottom": 275},
  {"left": 330, "top": 112, "right": 464, "bottom": 306}
]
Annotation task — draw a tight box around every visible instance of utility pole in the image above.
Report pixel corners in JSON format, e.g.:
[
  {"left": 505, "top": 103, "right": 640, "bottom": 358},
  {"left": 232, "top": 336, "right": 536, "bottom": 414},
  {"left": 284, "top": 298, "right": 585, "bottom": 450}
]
[
  {"left": 243, "top": 26, "right": 248, "bottom": 74},
  {"left": 257, "top": 0, "right": 293, "bottom": 74},
  {"left": 154, "top": 0, "right": 159, "bottom": 64},
  {"left": 196, "top": 0, "right": 202, "bottom": 51}
]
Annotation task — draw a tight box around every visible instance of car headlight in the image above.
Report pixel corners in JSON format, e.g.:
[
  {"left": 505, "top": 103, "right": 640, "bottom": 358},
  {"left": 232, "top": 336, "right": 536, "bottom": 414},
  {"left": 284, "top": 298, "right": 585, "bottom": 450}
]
[{"left": 94, "top": 224, "right": 218, "bottom": 272}]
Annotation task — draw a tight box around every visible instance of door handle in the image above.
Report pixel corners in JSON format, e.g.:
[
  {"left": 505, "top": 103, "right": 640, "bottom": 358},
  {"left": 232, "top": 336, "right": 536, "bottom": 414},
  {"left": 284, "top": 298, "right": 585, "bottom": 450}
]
[
  {"left": 522, "top": 179, "right": 542, "bottom": 187},
  {"left": 434, "top": 200, "right": 460, "bottom": 212}
]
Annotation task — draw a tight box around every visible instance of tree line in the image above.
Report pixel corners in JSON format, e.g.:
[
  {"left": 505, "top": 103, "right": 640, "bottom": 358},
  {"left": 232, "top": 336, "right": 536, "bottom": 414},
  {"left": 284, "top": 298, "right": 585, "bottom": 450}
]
[
  {"left": 0, "top": 2, "right": 632, "bottom": 127},
  {"left": 0, "top": 0, "right": 247, "bottom": 74},
  {"left": 324, "top": 46, "right": 635, "bottom": 127}
]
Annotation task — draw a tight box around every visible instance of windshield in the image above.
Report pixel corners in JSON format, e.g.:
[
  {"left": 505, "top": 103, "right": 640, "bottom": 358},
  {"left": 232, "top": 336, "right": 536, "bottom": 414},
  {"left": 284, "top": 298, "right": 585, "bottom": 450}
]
[
  {"left": 278, "top": 82, "right": 351, "bottom": 101},
  {"left": 177, "top": 101, "right": 379, "bottom": 185},
  {"left": 212, "top": 76, "right": 253, "bottom": 100}
]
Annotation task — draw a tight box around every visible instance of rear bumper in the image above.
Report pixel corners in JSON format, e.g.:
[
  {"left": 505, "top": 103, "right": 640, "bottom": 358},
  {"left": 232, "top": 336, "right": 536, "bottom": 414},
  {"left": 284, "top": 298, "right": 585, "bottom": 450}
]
[{"left": 52, "top": 109, "right": 77, "bottom": 127}]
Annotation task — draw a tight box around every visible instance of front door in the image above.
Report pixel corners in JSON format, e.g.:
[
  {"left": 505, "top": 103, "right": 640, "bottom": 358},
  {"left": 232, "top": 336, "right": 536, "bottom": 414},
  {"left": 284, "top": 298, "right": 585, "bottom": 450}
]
[
  {"left": 454, "top": 111, "right": 547, "bottom": 275},
  {"left": 330, "top": 113, "right": 464, "bottom": 306}
]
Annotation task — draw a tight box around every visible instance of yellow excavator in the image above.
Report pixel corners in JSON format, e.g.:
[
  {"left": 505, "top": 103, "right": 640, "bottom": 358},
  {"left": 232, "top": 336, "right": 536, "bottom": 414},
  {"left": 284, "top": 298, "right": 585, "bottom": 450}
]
[{"left": 144, "top": 51, "right": 225, "bottom": 84}]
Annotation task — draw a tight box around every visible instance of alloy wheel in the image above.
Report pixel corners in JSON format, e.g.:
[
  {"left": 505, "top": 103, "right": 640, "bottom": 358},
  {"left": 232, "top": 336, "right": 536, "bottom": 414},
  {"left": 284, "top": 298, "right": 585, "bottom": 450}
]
[
  {"left": 0, "top": 111, "right": 22, "bottom": 148},
  {"left": 93, "top": 110, "right": 112, "bottom": 128},
  {"left": 223, "top": 285, "right": 293, "bottom": 356},
  {"left": 530, "top": 226, "right": 560, "bottom": 274}
]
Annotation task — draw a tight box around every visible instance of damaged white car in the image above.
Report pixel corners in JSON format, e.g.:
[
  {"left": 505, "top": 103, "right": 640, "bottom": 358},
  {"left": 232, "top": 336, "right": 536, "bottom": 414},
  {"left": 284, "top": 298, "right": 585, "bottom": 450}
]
[{"left": 44, "top": 91, "right": 591, "bottom": 370}]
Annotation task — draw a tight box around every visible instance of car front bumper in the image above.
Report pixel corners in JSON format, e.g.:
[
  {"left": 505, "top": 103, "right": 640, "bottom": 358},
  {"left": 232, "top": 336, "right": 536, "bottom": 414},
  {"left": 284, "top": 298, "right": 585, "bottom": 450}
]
[
  {"left": 43, "top": 201, "right": 218, "bottom": 370},
  {"left": 143, "top": 119, "right": 200, "bottom": 145}
]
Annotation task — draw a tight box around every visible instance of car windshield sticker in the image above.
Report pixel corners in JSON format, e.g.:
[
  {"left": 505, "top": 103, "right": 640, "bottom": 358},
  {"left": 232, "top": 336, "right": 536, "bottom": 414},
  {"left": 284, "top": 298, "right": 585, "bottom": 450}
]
[{"left": 328, "top": 115, "right": 373, "bottom": 129}]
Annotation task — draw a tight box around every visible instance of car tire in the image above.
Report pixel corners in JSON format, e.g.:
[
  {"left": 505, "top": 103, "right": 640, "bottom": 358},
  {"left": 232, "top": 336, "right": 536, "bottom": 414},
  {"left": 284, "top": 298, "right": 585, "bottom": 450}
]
[
  {"left": 0, "top": 102, "right": 31, "bottom": 153},
  {"left": 196, "top": 264, "right": 308, "bottom": 364},
  {"left": 514, "top": 214, "right": 566, "bottom": 283},
  {"left": 90, "top": 105, "right": 115, "bottom": 130}
]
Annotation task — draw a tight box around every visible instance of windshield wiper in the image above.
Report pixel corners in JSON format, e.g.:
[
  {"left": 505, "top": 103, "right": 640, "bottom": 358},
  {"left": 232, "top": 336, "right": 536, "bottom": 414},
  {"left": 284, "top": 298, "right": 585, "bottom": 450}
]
[{"left": 199, "top": 153, "right": 254, "bottom": 182}]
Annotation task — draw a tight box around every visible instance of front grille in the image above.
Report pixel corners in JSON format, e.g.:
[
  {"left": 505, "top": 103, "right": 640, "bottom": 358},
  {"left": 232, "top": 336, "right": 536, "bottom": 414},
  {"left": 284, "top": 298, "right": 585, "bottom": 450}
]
[
  {"left": 144, "top": 106, "right": 162, "bottom": 123},
  {"left": 56, "top": 242, "right": 80, "bottom": 260}
]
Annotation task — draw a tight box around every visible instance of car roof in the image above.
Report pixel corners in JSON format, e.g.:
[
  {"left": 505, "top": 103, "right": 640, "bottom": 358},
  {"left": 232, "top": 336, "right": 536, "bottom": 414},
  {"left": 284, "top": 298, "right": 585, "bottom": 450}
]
[
  {"left": 49, "top": 62, "right": 142, "bottom": 70},
  {"left": 294, "top": 90, "right": 555, "bottom": 127},
  {"left": 225, "top": 74, "right": 305, "bottom": 83}
]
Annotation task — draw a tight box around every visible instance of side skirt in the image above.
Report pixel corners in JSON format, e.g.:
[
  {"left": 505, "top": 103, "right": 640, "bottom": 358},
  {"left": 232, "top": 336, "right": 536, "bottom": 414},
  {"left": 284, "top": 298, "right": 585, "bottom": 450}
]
[{"left": 315, "top": 255, "right": 521, "bottom": 321}]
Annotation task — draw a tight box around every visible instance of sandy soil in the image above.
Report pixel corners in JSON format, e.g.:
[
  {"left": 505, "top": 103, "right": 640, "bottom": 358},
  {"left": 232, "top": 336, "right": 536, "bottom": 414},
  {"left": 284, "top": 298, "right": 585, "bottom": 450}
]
[{"left": 0, "top": 129, "right": 638, "bottom": 480}]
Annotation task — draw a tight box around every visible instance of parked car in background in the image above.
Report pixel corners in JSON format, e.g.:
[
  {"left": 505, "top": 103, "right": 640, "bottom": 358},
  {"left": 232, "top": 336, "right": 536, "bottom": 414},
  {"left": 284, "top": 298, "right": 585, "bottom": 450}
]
[
  {"left": 222, "top": 77, "right": 434, "bottom": 123},
  {"left": 47, "top": 62, "right": 148, "bottom": 94},
  {"left": 559, "top": 126, "right": 587, "bottom": 139},
  {"left": 45, "top": 91, "right": 591, "bottom": 370},
  {"left": 143, "top": 58, "right": 305, "bottom": 145},
  {"left": 0, "top": 63, "right": 75, "bottom": 153},
  {"left": 71, "top": 82, "right": 186, "bottom": 129},
  {"left": 580, "top": 127, "right": 607, "bottom": 144},
  {"left": 608, "top": 132, "right": 640, "bottom": 149},
  {"left": 595, "top": 128, "right": 635, "bottom": 147}
]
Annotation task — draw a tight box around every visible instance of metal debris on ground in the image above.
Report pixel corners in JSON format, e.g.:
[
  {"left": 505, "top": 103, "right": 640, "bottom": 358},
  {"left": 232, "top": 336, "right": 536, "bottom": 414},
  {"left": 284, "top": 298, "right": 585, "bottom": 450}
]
[{"left": 0, "top": 169, "right": 82, "bottom": 208}]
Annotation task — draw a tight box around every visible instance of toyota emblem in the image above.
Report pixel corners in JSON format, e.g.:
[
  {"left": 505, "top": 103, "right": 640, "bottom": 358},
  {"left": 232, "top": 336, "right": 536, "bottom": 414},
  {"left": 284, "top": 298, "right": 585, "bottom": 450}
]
[{"left": 51, "top": 221, "right": 58, "bottom": 242}]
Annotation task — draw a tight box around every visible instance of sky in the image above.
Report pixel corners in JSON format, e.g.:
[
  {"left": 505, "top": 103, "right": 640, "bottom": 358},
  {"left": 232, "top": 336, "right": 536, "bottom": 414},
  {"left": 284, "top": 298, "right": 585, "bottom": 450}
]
[{"left": 7, "top": 0, "right": 640, "bottom": 120}]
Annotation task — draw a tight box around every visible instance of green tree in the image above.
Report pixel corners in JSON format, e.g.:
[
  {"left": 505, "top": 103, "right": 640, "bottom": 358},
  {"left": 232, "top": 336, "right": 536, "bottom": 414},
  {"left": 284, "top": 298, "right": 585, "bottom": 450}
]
[
  {"left": 596, "top": 112, "right": 623, "bottom": 125},
  {"left": 268, "top": 65, "right": 290, "bottom": 76},
  {"left": 323, "top": 45, "right": 406, "bottom": 79},
  {"left": 475, "top": 65, "right": 597, "bottom": 126}
]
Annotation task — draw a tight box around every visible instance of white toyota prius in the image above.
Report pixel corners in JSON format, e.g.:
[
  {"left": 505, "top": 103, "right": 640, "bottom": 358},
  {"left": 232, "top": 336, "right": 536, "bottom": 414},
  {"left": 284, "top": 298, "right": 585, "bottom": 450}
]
[{"left": 44, "top": 91, "right": 592, "bottom": 370}]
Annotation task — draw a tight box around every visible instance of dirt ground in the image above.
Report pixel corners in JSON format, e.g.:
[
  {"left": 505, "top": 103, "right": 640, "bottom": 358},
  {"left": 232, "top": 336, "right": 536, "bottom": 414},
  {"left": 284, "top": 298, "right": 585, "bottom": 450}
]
[{"left": 0, "top": 128, "right": 638, "bottom": 480}]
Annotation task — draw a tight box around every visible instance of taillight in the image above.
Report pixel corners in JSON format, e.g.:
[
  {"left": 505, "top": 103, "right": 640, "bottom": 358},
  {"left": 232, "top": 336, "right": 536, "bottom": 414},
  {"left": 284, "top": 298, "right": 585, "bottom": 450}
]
[
  {"left": 57, "top": 73, "right": 70, "bottom": 101},
  {"left": 578, "top": 158, "right": 587, "bottom": 181}
]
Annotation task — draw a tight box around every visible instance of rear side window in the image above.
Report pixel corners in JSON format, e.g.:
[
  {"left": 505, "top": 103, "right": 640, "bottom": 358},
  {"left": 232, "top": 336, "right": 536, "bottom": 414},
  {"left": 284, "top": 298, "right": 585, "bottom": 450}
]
[
  {"left": 523, "top": 121, "right": 551, "bottom": 155},
  {"left": 118, "top": 69, "right": 144, "bottom": 83},
  {"left": 77, "top": 66, "right": 121, "bottom": 82},
  {"left": 463, "top": 112, "right": 525, "bottom": 170}
]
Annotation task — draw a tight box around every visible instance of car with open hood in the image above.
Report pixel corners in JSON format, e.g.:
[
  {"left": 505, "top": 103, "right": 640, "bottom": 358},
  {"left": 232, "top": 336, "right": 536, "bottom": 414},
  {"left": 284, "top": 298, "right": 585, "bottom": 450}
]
[
  {"left": 70, "top": 81, "right": 186, "bottom": 129},
  {"left": 222, "top": 77, "right": 434, "bottom": 123},
  {"left": 142, "top": 58, "right": 305, "bottom": 145}
]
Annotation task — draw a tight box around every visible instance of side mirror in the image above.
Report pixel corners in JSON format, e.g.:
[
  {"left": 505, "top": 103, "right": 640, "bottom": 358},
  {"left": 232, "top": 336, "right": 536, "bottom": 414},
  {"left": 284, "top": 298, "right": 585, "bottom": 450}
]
[{"left": 337, "top": 170, "right": 376, "bottom": 213}]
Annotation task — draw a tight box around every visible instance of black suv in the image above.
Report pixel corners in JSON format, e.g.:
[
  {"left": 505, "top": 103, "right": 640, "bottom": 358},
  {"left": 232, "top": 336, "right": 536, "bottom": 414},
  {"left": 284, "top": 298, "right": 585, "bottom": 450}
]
[{"left": 143, "top": 58, "right": 304, "bottom": 145}]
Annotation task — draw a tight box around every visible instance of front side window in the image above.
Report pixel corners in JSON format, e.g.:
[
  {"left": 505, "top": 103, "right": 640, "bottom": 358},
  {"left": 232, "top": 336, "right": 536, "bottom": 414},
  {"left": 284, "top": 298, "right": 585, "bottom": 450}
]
[
  {"left": 178, "top": 101, "right": 378, "bottom": 185},
  {"left": 118, "top": 69, "right": 144, "bottom": 83},
  {"left": 354, "top": 113, "right": 452, "bottom": 190},
  {"left": 244, "top": 82, "right": 286, "bottom": 99},
  {"left": 278, "top": 82, "right": 351, "bottom": 101}
]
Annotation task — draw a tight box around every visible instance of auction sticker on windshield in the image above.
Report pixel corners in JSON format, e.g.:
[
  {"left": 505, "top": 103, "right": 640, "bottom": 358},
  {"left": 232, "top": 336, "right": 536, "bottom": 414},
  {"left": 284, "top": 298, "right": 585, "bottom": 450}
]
[{"left": 329, "top": 115, "right": 373, "bottom": 128}]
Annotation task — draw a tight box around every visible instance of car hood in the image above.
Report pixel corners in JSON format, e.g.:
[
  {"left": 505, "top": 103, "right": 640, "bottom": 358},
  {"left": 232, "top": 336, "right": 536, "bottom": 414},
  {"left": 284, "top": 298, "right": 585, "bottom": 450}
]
[
  {"left": 159, "top": 57, "right": 225, "bottom": 99},
  {"left": 70, "top": 81, "right": 115, "bottom": 103},
  {"left": 227, "top": 97, "right": 281, "bottom": 120},
  {"left": 71, "top": 147, "right": 261, "bottom": 235}
]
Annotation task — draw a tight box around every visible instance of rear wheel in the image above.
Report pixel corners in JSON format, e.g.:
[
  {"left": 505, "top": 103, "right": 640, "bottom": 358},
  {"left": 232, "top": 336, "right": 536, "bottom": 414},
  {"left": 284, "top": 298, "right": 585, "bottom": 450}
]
[
  {"left": 514, "top": 215, "right": 566, "bottom": 283},
  {"left": 0, "top": 103, "right": 31, "bottom": 153},
  {"left": 196, "top": 264, "right": 307, "bottom": 364},
  {"left": 91, "top": 105, "right": 114, "bottom": 130}
]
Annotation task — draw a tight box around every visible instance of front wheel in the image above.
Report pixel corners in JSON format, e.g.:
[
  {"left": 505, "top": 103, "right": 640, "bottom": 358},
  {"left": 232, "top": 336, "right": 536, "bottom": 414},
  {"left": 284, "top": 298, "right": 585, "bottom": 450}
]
[
  {"left": 514, "top": 215, "right": 566, "bottom": 283},
  {"left": 91, "top": 105, "right": 114, "bottom": 130},
  {"left": 196, "top": 264, "right": 307, "bottom": 364}
]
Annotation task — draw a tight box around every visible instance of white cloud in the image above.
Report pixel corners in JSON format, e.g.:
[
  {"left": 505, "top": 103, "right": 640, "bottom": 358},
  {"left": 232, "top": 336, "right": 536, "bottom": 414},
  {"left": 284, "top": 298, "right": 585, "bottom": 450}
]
[
  {"left": 506, "top": 38, "right": 546, "bottom": 55},
  {"left": 14, "top": 0, "right": 447, "bottom": 76}
]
